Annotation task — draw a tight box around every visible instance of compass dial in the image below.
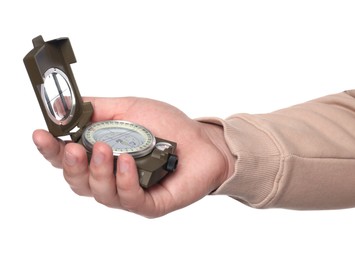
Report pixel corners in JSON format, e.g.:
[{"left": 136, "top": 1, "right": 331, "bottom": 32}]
[{"left": 82, "top": 120, "right": 156, "bottom": 158}]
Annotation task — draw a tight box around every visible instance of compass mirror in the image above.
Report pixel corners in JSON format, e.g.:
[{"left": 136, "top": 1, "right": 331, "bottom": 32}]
[{"left": 41, "top": 68, "right": 76, "bottom": 125}]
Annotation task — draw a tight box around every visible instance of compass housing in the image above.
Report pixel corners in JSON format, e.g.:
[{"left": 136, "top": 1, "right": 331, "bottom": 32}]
[{"left": 24, "top": 35, "right": 178, "bottom": 188}]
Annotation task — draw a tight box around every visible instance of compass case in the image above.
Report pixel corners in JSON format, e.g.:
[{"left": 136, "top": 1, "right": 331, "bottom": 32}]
[{"left": 136, "top": 137, "right": 178, "bottom": 188}]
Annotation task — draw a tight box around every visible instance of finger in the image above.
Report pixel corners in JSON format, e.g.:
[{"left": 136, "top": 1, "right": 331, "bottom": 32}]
[
  {"left": 32, "top": 129, "right": 66, "bottom": 168},
  {"left": 88, "top": 142, "right": 120, "bottom": 207},
  {"left": 115, "top": 154, "right": 149, "bottom": 214},
  {"left": 63, "top": 143, "right": 91, "bottom": 196}
]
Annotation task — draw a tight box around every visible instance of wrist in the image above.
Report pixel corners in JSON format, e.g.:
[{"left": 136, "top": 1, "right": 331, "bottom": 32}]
[{"left": 200, "top": 121, "right": 236, "bottom": 188}]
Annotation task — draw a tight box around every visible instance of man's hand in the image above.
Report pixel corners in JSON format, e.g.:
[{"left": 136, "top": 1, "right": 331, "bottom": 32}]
[{"left": 32, "top": 97, "right": 234, "bottom": 218}]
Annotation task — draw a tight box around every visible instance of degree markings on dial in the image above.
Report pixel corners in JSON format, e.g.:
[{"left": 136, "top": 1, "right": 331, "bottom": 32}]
[{"left": 82, "top": 120, "right": 156, "bottom": 158}]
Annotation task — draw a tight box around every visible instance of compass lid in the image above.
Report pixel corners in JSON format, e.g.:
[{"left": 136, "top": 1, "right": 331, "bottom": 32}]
[{"left": 24, "top": 35, "right": 93, "bottom": 141}]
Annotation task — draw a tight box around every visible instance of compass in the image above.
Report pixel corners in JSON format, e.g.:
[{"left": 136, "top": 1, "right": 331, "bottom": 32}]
[
  {"left": 82, "top": 120, "right": 156, "bottom": 158},
  {"left": 24, "top": 35, "right": 178, "bottom": 188}
]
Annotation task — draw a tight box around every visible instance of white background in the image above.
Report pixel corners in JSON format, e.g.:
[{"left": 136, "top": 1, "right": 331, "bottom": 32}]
[{"left": 1, "top": 1, "right": 355, "bottom": 259}]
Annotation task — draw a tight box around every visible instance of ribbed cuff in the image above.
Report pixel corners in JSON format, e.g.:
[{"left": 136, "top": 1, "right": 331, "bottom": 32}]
[{"left": 197, "top": 115, "right": 282, "bottom": 208}]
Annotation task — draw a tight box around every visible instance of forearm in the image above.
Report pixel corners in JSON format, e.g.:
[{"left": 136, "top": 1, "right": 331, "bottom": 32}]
[{"left": 201, "top": 90, "right": 355, "bottom": 210}]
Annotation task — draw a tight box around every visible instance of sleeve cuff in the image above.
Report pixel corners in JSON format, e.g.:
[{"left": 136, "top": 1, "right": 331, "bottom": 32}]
[{"left": 197, "top": 116, "right": 282, "bottom": 208}]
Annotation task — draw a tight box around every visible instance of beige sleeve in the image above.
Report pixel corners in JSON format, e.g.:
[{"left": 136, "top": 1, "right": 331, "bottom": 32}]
[{"left": 200, "top": 90, "right": 355, "bottom": 210}]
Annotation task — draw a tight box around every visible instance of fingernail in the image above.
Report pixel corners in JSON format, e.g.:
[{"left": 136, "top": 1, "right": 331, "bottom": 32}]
[
  {"left": 93, "top": 151, "right": 105, "bottom": 166},
  {"left": 64, "top": 151, "right": 77, "bottom": 166},
  {"left": 118, "top": 156, "right": 130, "bottom": 174},
  {"left": 33, "top": 139, "right": 42, "bottom": 151}
]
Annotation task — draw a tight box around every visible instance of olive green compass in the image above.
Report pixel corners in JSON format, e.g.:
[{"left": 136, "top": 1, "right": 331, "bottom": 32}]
[{"left": 24, "top": 35, "right": 178, "bottom": 188}]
